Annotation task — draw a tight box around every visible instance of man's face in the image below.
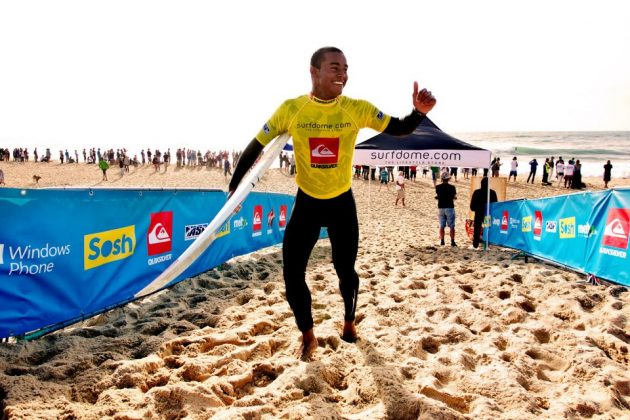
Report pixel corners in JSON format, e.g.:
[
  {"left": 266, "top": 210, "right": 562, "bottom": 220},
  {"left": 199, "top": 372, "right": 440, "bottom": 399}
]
[{"left": 311, "top": 52, "right": 348, "bottom": 99}]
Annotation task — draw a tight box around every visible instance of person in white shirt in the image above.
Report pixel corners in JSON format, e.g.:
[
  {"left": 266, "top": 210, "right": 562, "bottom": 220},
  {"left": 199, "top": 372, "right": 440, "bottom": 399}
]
[
  {"left": 508, "top": 156, "right": 518, "bottom": 182},
  {"left": 556, "top": 158, "right": 565, "bottom": 187},
  {"left": 564, "top": 160, "right": 575, "bottom": 188}
]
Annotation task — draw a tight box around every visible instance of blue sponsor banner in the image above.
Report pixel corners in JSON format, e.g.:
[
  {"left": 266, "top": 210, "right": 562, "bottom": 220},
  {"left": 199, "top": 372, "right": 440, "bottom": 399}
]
[
  {"left": 0, "top": 188, "right": 298, "bottom": 338},
  {"left": 486, "top": 188, "right": 630, "bottom": 286}
]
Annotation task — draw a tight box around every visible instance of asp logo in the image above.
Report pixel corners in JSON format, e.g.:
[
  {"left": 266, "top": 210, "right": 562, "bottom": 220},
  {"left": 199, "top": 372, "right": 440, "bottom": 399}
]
[
  {"left": 84, "top": 225, "right": 136, "bottom": 270},
  {"left": 309, "top": 137, "right": 339, "bottom": 168},
  {"left": 185, "top": 223, "right": 208, "bottom": 241},
  {"left": 521, "top": 216, "right": 532, "bottom": 232},
  {"left": 602, "top": 208, "right": 630, "bottom": 250},
  {"left": 559, "top": 217, "right": 576, "bottom": 239},
  {"left": 148, "top": 212, "right": 172, "bottom": 256}
]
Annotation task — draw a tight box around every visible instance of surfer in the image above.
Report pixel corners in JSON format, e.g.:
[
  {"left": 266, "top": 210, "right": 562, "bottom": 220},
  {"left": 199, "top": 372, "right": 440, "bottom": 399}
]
[{"left": 229, "top": 46, "right": 437, "bottom": 360}]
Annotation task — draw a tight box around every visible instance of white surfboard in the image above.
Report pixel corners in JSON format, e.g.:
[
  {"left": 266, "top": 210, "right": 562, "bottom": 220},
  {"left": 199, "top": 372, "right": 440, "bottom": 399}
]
[{"left": 135, "top": 133, "right": 291, "bottom": 298}]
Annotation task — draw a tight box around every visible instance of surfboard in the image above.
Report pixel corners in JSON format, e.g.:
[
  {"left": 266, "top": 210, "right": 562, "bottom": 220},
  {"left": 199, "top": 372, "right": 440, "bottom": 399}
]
[{"left": 135, "top": 133, "right": 291, "bottom": 298}]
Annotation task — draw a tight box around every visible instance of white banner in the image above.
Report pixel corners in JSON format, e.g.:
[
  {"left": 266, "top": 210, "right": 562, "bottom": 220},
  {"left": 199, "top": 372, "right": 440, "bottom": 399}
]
[{"left": 353, "top": 149, "right": 492, "bottom": 168}]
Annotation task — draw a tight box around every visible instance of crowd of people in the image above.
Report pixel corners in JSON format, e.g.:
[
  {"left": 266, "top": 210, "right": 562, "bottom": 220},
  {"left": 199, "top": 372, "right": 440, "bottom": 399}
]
[
  {"left": 0, "top": 146, "right": 243, "bottom": 176},
  {"left": 496, "top": 155, "right": 614, "bottom": 190}
]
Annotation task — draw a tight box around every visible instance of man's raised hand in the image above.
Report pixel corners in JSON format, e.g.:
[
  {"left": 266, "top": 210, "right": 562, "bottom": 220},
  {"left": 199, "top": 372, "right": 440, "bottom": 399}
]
[{"left": 412, "top": 81, "right": 437, "bottom": 115}]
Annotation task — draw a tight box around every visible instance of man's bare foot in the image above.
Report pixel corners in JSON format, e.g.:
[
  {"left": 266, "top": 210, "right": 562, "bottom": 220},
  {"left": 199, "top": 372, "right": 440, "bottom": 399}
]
[
  {"left": 297, "top": 329, "right": 318, "bottom": 361},
  {"left": 341, "top": 321, "right": 358, "bottom": 343}
]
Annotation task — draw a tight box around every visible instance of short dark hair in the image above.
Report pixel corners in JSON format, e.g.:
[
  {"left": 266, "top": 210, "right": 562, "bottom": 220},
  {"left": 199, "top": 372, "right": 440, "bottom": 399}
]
[{"left": 310, "top": 46, "right": 343, "bottom": 69}]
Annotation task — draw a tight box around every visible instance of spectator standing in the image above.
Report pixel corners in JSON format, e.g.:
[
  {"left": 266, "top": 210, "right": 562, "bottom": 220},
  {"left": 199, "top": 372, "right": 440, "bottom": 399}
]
[
  {"left": 508, "top": 156, "right": 518, "bottom": 182},
  {"left": 541, "top": 158, "right": 553, "bottom": 185},
  {"left": 395, "top": 170, "right": 406, "bottom": 206},
  {"left": 564, "top": 159, "right": 575, "bottom": 188},
  {"left": 469, "top": 176, "right": 497, "bottom": 248},
  {"left": 449, "top": 166, "right": 458, "bottom": 181},
  {"left": 571, "top": 159, "right": 584, "bottom": 189},
  {"left": 527, "top": 158, "right": 538, "bottom": 183},
  {"left": 409, "top": 165, "right": 417, "bottom": 181},
  {"left": 435, "top": 171, "right": 457, "bottom": 246},
  {"left": 224, "top": 157, "right": 232, "bottom": 179},
  {"left": 491, "top": 158, "right": 501, "bottom": 177},
  {"left": 556, "top": 157, "right": 565, "bottom": 187},
  {"left": 98, "top": 157, "right": 109, "bottom": 180},
  {"left": 603, "top": 160, "right": 613, "bottom": 188},
  {"left": 378, "top": 166, "right": 389, "bottom": 191},
  {"left": 430, "top": 166, "right": 440, "bottom": 186}
]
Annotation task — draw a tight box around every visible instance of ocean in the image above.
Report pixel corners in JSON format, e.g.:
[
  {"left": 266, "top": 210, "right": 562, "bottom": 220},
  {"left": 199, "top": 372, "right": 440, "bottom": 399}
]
[{"left": 452, "top": 131, "right": 630, "bottom": 179}]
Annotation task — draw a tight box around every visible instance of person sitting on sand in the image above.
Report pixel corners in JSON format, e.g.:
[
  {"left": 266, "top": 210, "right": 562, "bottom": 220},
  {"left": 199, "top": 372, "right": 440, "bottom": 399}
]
[
  {"left": 0, "top": 168, "right": 5, "bottom": 185},
  {"left": 228, "top": 46, "right": 437, "bottom": 360}
]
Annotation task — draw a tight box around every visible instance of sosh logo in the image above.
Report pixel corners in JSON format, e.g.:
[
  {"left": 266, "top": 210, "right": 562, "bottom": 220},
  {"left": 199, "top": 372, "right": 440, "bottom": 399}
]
[{"left": 84, "top": 226, "right": 136, "bottom": 270}]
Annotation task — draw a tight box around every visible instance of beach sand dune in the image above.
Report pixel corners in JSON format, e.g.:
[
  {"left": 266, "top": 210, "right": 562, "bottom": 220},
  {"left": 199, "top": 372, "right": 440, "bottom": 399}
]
[{"left": 0, "top": 161, "right": 629, "bottom": 419}]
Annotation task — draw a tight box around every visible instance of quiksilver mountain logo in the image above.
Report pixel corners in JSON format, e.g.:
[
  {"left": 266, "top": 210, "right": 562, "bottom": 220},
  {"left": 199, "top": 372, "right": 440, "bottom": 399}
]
[
  {"left": 147, "top": 211, "right": 172, "bottom": 256},
  {"left": 253, "top": 205, "right": 263, "bottom": 237},
  {"left": 602, "top": 208, "right": 629, "bottom": 250},
  {"left": 309, "top": 137, "right": 339, "bottom": 168}
]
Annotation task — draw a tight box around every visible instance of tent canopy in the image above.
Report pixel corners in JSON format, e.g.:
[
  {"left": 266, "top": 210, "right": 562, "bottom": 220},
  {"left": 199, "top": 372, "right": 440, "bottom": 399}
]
[{"left": 354, "top": 116, "right": 491, "bottom": 168}]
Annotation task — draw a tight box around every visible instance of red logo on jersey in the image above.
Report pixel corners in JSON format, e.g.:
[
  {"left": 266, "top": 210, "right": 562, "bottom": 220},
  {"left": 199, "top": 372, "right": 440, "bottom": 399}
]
[
  {"left": 253, "top": 205, "right": 263, "bottom": 232},
  {"left": 148, "top": 211, "right": 172, "bottom": 255},
  {"left": 309, "top": 138, "right": 339, "bottom": 167},
  {"left": 279, "top": 205, "right": 287, "bottom": 227},
  {"left": 602, "top": 208, "right": 630, "bottom": 249},
  {"left": 501, "top": 211, "right": 509, "bottom": 232},
  {"left": 534, "top": 210, "right": 543, "bottom": 239}
]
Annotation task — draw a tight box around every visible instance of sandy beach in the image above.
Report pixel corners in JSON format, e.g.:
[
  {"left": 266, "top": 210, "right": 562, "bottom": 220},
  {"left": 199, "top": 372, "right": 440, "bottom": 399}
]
[{"left": 0, "top": 161, "right": 629, "bottom": 419}]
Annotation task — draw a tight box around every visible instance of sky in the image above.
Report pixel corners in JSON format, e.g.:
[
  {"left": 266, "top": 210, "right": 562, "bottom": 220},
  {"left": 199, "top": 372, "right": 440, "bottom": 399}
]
[{"left": 1, "top": 0, "right": 629, "bottom": 156}]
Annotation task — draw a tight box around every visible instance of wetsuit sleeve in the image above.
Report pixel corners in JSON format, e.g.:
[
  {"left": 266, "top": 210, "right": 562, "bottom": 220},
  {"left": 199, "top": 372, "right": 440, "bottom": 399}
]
[
  {"left": 382, "top": 109, "right": 425, "bottom": 136},
  {"left": 228, "top": 138, "right": 264, "bottom": 192}
]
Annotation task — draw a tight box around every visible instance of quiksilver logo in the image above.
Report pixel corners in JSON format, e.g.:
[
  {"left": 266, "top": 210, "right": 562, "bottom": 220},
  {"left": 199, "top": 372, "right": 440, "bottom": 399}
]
[
  {"left": 605, "top": 218, "right": 627, "bottom": 239},
  {"left": 149, "top": 223, "right": 170, "bottom": 244},
  {"left": 312, "top": 145, "right": 335, "bottom": 158}
]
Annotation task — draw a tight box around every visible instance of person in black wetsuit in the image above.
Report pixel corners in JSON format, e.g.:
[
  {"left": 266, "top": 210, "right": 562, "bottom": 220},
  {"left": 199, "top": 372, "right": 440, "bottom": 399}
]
[
  {"left": 469, "top": 176, "right": 498, "bottom": 249},
  {"left": 228, "top": 46, "right": 437, "bottom": 359}
]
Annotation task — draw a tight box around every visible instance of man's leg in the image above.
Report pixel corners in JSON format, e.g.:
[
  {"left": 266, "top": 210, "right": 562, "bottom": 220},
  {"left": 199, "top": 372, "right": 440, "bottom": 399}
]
[
  {"left": 327, "top": 190, "right": 360, "bottom": 343},
  {"left": 448, "top": 209, "right": 457, "bottom": 246},
  {"left": 282, "top": 192, "right": 322, "bottom": 358}
]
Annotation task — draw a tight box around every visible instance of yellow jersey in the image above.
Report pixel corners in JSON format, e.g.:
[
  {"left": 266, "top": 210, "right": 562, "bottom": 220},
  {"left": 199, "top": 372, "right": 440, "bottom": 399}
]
[{"left": 256, "top": 95, "right": 390, "bottom": 199}]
